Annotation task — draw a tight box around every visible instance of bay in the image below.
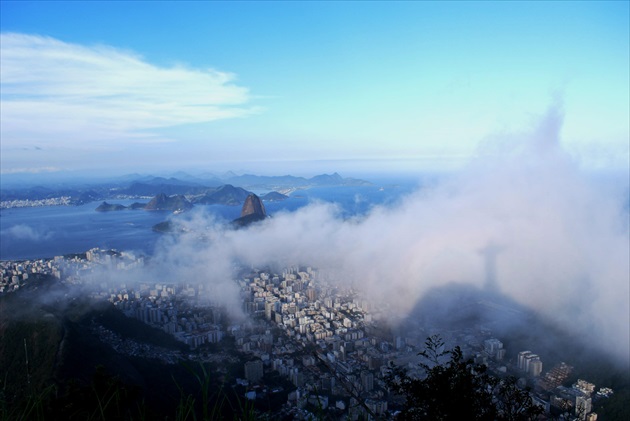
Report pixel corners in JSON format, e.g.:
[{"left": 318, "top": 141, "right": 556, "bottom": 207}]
[{"left": 0, "top": 183, "right": 417, "bottom": 261}]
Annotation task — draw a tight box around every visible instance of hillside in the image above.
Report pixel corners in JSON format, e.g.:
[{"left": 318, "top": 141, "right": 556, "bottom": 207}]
[{"left": 0, "top": 281, "right": 248, "bottom": 419}]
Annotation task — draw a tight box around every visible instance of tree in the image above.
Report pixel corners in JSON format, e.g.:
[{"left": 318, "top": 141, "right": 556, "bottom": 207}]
[
  {"left": 495, "top": 377, "right": 545, "bottom": 421},
  {"left": 386, "top": 335, "right": 543, "bottom": 421}
]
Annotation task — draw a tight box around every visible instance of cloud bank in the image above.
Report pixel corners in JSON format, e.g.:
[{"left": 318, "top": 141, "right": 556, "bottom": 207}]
[
  {"left": 0, "top": 33, "right": 253, "bottom": 148},
  {"left": 4, "top": 224, "right": 53, "bottom": 242},
  {"left": 148, "top": 105, "right": 629, "bottom": 364}
]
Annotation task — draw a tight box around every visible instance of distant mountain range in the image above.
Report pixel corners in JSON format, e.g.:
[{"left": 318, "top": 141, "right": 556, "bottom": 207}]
[
  {"left": 192, "top": 184, "right": 250, "bottom": 206},
  {"left": 95, "top": 194, "right": 193, "bottom": 212},
  {"left": 97, "top": 186, "right": 281, "bottom": 213},
  {"left": 1, "top": 172, "right": 370, "bottom": 204},
  {"left": 145, "top": 194, "right": 193, "bottom": 211}
]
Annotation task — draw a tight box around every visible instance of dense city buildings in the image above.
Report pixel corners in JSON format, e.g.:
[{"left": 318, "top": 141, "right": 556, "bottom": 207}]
[
  {"left": 0, "top": 196, "right": 73, "bottom": 209},
  {"left": 1, "top": 249, "right": 614, "bottom": 420}
]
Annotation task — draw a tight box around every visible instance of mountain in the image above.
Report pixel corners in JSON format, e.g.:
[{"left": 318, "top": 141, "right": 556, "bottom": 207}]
[
  {"left": 95, "top": 201, "right": 127, "bottom": 212},
  {"left": 152, "top": 220, "right": 177, "bottom": 233},
  {"left": 309, "top": 172, "right": 371, "bottom": 186},
  {"left": 0, "top": 281, "right": 204, "bottom": 419},
  {"left": 224, "top": 174, "right": 308, "bottom": 188},
  {"left": 309, "top": 172, "right": 344, "bottom": 185},
  {"left": 121, "top": 178, "right": 207, "bottom": 197},
  {"left": 1, "top": 185, "right": 56, "bottom": 201},
  {"left": 240, "top": 193, "right": 266, "bottom": 217},
  {"left": 73, "top": 190, "right": 101, "bottom": 205},
  {"left": 128, "top": 202, "right": 147, "bottom": 210},
  {"left": 232, "top": 194, "right": 267, "bottom": 227},
  {"left": 141, "top": 177, "right": 200, "bottom": 187},
  {"left": 167, "top": 172, "right": 223, "bottom": 187},
  {"left": 144, "top": 194, "right": 193, "bottom": 211},
  {"left": 1, "top": 171, "right": 372, "bottom": 204},
  {"left": 261, "top": 191, "right": 289, "bottom": 201},
  {"left": 192, "top": 184, "right": 251, "bottom": 206},
  {"left": 94, "top": 201, "right": 148, "bottom": 211},
  {"left": 221, "top": 173, "right": 371, "bottom": 189}
]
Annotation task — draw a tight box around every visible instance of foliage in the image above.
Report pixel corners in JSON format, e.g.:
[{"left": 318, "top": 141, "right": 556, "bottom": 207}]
[
  {"left": 386, "top": 335, "right": 543, "bottom": 421},
  {"left": 1, "top": 365, "right": 143, "bottom": 421},
  {"left": 175, "top": 362, "right": 257, "bottom": 421},
  {"left": 494, "top": 377, "right": 545, "bottom": 421},
  {"left": 1, "top": 362, "right": 259, "bottom": 421}
]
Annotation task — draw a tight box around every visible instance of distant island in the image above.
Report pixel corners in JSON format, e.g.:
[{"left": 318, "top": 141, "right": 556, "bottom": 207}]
[
  {"left": 95, "top": 201, "right": 147, "bottom": 212},
  {"left": 261, "top": 191, "right": 289, "bottom": 201},
  {"left": 152, "top": 193, "right": 269, "bottom": 233},
  {"left": 152, "top": 220, "right": 177, "bottom": 234},
  {"left": 1, "top": 171, "right": 369, "bottom": 209},
  {"left": 95, "top": 194, "right": 193, "bottom": 212},
  {"left": 95, "top": 185, "right": 291, "bottom": 215}
]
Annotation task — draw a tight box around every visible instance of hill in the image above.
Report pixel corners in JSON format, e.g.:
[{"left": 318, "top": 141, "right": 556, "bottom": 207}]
[
  {"left": 144, "top": 193, "right": 193, "bottom": 211},
  {"left": 0, "top": 280, "right": 248, "bottom": 419},
  {"left": 261, "top": 191, "right": 289, "bottom": 201},
  {"left": 192, "top": 184, "right": 251, "bottom": 205},
  {"left": 95, "top": 201, "right": 127, "bottom": 211},
  {"left": 1, "top": 172, "right": 371, "bottom": 205}
]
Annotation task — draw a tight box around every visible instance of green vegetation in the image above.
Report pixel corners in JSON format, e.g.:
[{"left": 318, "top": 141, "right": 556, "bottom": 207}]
[
  {"left": 1, "top": 363, "right": 258, "bottom": 421},
  {"left": 386, "top": 335, "right": 543, "bottom": 421},
  {"left": 0, "top": 281, "right": 265, "bottom": 420}
]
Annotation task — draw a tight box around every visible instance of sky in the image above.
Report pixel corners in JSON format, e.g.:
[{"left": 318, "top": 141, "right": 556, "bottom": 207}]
[{"left": 0, "top": 1, "right": 628, "bottom": 176}]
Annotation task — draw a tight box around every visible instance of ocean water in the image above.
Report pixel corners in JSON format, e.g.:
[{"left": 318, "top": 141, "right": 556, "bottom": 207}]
[{"left": 0, "top": 183, "right": 417, "bottom": 261}]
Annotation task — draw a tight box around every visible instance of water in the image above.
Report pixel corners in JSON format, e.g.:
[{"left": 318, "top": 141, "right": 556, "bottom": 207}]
[
  {"left": 0, "top": 200, "right": 168, "bottom": 260},
  {"left": 0, "top": 183, "right": 417, "bottom": 261}
]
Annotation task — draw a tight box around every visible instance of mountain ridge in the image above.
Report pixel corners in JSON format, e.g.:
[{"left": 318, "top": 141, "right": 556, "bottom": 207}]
[{"left": 1, "top": 172, "right": 372, "bottom": 204}]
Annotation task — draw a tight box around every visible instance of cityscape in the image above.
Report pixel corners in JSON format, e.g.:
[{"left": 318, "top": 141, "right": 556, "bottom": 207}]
[
  {"left": 1, "top": 1, "right": 627, "bottom": 420},
  {"left": 0, "top": 248, "right": 617, "bottom": 420}
]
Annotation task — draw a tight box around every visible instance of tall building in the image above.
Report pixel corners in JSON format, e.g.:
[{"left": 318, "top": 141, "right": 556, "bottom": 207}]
[
  {"left": 244, "top": 360, "right": 264, "bottom": 383},
  {"left": 361, "top": 370, "right": 374, "bottom": 392},
  {"left": 523, "top": 353, "right": 541, "bottom": 376},
  {"left": 484, "top": 338, "right": 503, "bottom": 354},
  {"left": 573, "top": 379, "right": 596, "bottom": 396},
  {"left": 518, "top": 351, "right": 532, "bottom": 370},
  {"left": 529, "top": 359, "right": 543, "bottom": 377},
  {"left": 496, "top": 348, "right": 506, "bottom": 361},
  {"left": 553, "top": 386, "right": 592, "bottom": 419},
  {"left": 484, "top": 338, "right": 504, "bottom": 360}
]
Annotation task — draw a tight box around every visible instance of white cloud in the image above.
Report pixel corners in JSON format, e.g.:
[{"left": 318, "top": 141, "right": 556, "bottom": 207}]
[
  {"left": 4, "top": 224, "right": 53, "bottom": 241},
  {"left": 0, "top": 33, "right": 254, "bottom": 147},
  {"left": 1, "top": 166, "right": 62, "bottom": 175},
  {"left": 150, "top": 105, "right": 630, "bottom": 364}
]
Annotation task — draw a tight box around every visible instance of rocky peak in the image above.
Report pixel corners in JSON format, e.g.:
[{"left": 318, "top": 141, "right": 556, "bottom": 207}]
[
  {"left": 240, "top": 193, "right": 266, "bottom": 218},
  {"left": 145, "top": 193, "right": 167, "bottom": 209},
  {"left": 232, "top": 194, "right": 267, "bottom": 227}
]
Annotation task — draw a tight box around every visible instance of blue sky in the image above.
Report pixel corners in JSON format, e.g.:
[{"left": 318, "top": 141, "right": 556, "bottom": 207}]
[{"left": 1, "top": 1, "right": 628, "bottom": 176}]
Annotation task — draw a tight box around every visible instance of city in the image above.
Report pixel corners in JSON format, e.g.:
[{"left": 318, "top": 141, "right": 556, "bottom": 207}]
[{"left": 0, "top": 249, "right": 616, "bottom": 420}]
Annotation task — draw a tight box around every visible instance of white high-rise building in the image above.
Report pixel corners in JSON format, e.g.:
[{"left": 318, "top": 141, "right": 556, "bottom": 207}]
[
  {"left": 484, "top": 338, "right": 503, "bottom": 354},
  {"left": 529, "top": 359, "right": 543, "bottom": 377},
  {"left": 517, "top": 350, "right": 532, "bottom": 370},
  {"left": 524, "top": 354, "right": 540, "bottom": 374}
]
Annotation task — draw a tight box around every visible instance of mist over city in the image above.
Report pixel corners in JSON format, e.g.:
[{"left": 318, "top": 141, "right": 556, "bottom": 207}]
[
  {"left": 1, "top": 1, "right": 628, "bottom": 420},
  {"left": 147, "top": 105, "right": 629, "bottom": 360}
]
